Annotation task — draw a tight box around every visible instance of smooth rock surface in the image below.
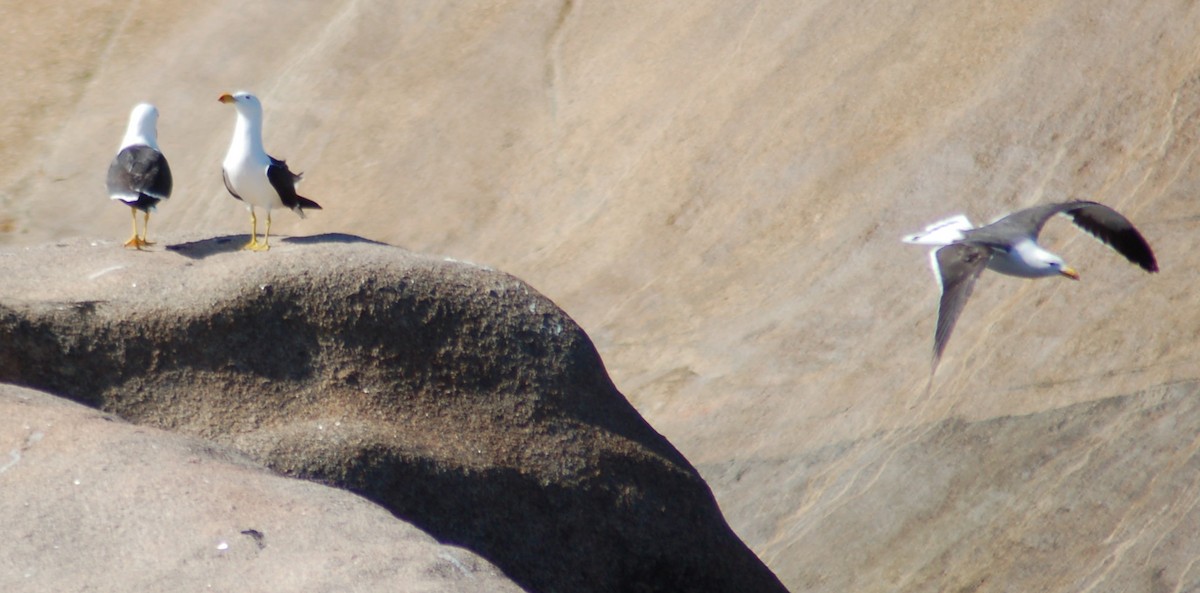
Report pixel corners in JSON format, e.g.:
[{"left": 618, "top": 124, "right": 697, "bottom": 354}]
[{"left": 0, "top": 383, "right": 521, "bottom": 593}]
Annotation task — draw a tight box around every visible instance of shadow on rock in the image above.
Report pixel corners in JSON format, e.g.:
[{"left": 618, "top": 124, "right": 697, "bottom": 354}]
[
  {"left": 166, "top": 233, "right": 389, "bottom": 259},
  {"left": 281, "top": 233, "right": 391, "bottom": 246},
  {"left": 0, "top": 238, "right": 788, "bottom": 593},
  {"left": 166, "top": 234, "right": 250, "bottom": 258}
]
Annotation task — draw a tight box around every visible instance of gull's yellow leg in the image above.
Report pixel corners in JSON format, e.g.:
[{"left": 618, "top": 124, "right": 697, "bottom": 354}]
[
  {"left": 141, "top": 211, "right": 155, "bottom": 246},
  {"left": 244, "top": 210, "right": 263, "bottom": 251},
  {"left": 123, "top": 208, "right": 143, "bottom": 249},
  {"left": 245, "top": 210, "right": 270, "bottom": 252},
  {"left": 261, "top": 211, "right": 273, "bottom": 251}
]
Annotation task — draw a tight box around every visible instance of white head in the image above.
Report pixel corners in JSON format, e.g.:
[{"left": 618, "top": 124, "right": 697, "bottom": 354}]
[
  {"left": 218, "top": 91, "right": 263, "bottom": 120},
  {"left": 993, "top": 239, "right": 1081, "bottom": 280},
  {"left": 121, "top": 103, "right": 160, "bottom": 150},
  {"left": 1039, "top": 250, "right": 1081, "bottom": 281}
]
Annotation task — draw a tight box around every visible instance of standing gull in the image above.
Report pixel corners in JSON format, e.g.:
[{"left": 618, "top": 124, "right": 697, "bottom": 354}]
[
  {"left": 903, "top": 201, "right": 1157, "bottom": 369},
  {"left": 107, "top": 103, "right": 172, "bottom": 249},
  {"left": 219, "top": 91, "right": 321, "bottom": 251}
]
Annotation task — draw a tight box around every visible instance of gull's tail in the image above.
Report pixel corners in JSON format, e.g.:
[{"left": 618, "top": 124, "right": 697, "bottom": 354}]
[
  {"left": 291, "top": 196, "right": 322, "bottom": 219},
  {"left": 902, "top": 214, "right": 974, "bottom": 245}
]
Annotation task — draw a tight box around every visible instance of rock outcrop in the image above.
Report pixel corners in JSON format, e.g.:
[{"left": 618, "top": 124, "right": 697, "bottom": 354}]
[
  {"left": 0, "top": 235, "right": 786, "bottom": 593},
  {"left": 0, "top": 383, "right": 522, "bottom": 593}
]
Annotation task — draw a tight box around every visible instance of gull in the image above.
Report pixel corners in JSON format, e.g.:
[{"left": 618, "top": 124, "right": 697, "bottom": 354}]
[
  {"left": 219, "top": 91, "right": 321, "bottom": 251},
  {"left": 903, "top": 201, "right": 1157, "bottom": 369},
  {"left": 107, "top": 103, "right": 172, "bottom": 249}
]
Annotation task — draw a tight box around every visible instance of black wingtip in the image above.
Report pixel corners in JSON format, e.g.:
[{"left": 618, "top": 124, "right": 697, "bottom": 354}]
[
  {"left": 931, "top": 337, "right": 950, "bottom": 375},
  {"left": 1141, "top": 242, "right": 1159, "bottom": 273},
  {"left": 1066, "top": 203, "right": 1158, "bottom": 273},
  {"left": 1110, "top": 227, "right": 1157, "bottom": 273},
  {"left": 296, "top": 196, "right": 322, "bottom": 211}
]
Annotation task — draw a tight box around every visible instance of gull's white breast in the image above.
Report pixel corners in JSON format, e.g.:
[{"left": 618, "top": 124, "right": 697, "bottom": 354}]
[
  {"left": 223, "top": 148, "right": 279, "bottom": 210},
  {"left": 985, "top": 239, "right": 1061, "bottom": 278}
]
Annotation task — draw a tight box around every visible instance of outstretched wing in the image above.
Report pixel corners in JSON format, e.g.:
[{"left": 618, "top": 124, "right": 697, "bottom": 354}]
[
  {"left": 932, "top": 243, "right": 991, "bottom": 368},
  {"left": 975, "top": 201, "right": 1157, "bottom": 272},
  {"left": 965, "top": 202, "right": 1074, "bottom": 247},
  {"left": 1060, "top": 201, "right": 1158, "bottom": 272}
]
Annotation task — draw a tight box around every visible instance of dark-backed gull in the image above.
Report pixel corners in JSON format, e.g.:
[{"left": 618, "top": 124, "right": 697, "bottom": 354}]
[
  {"left": 903, "top": 201, "right": 1157, "bottom": 369},
  {"left": 107, "top": 103, "right": 172, "bottom": 249},
  {"left": 219, "top": 91, "right": 321, "bottom": 251}
]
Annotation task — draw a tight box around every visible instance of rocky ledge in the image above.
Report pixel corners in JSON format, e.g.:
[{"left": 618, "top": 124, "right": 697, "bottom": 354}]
[{"left": 0, "top": 234, "right": 787, "bottom": 593}]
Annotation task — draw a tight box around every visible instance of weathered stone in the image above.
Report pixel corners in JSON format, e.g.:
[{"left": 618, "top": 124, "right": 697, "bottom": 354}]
[
  {"left": 0, "top": 235, "right": 786, "bottom": 593},
  {"left": 0, "top": 383, "right": 522, "bottom": 593}
]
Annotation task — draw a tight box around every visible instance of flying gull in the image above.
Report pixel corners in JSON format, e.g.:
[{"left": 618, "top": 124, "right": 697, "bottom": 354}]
[
  {"left": 219, "top": 91, "right": 321, "bottom": 251},
  {"left": 107, "top": 103, "right": 172, "bottom": 249},
  {"left": 903, "top": 200, "right": 1157, "bottom": 369}
]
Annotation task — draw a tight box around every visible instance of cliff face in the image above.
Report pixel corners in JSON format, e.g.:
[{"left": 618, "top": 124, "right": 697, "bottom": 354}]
[
  {"left": 5, "top": 1, "right": 1200, "bottom": 591},
  {"left": 0, "top": 236, "right": 786, "bottom": 593}
]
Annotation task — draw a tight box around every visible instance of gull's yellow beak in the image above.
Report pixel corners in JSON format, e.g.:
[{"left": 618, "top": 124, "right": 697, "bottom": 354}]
[
  {"left": 218, "top": 93, "right": 235, "bottom": 104},
  {"left": 1060, "top": 266, "right": 1080, "bottom": 281}
]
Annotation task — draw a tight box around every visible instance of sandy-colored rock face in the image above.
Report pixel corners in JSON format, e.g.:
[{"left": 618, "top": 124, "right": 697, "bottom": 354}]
[
  {"left": 5, "top": 1, "right": 1200, "bottom": 590},
  {"left": 0, "top": 237, "right": 786, "bottom": 593},
  {"left": 0, "top": 384, "right": 522, "bottom": 593}
]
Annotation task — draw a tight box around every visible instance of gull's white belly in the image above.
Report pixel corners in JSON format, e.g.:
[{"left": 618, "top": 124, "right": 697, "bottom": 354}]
[
  {"left": 984, "top": 239, "right": 1060, "bottom": 278},
  {"left": 224, "top": 155, "right": 281, "bottom": 210}
]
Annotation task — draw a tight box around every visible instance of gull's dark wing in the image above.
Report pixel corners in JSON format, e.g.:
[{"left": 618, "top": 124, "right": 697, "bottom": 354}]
[
  {"left": 266, "top": 156, "right": 322, "bottom": 214},
  {"left": 1059, "top": 201, "right": 1158, "bottom": 272},
  {"left": 933, "top": 243, "right": 991, "bottom": 368},
  {"left": 964, "top": 202, "right": 1074, "bottom": 247},
  {"left": 971, "top": 201, "right": 1157, "bottom": 272},
  {"left": 107, "top": 145, "right": 172, "bottom": 202}
]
